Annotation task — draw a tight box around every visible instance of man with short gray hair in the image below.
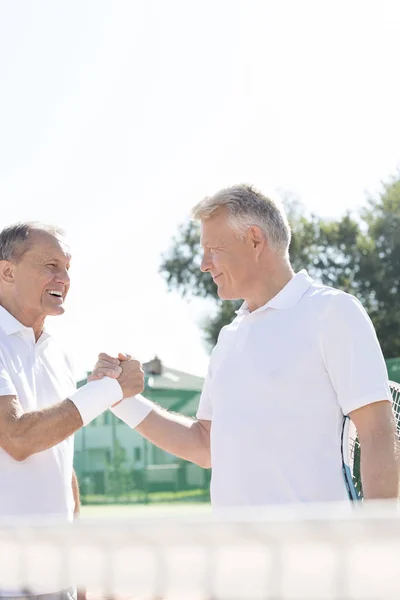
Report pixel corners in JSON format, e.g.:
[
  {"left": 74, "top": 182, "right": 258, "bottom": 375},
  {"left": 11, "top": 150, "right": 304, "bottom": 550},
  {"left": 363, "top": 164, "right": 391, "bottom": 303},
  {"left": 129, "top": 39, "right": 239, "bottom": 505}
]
[
  {"left": 0, "top": 222, "right": 145, "bottom": 599},
  {"left": 93, "top": 184, "right": 399, "bottom": 509}
]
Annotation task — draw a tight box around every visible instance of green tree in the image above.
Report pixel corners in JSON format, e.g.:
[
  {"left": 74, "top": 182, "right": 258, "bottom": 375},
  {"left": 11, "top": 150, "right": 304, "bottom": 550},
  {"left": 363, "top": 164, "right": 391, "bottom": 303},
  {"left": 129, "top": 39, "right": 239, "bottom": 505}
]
[
  {"left": 356, "top": 177, "right": 400, "bottom": 358},
  {"left": 160, "top": 180, "right": 400, "bottom": 357},
  {"left": 105, "top": 438, "right": 131, "bottom": 499}
]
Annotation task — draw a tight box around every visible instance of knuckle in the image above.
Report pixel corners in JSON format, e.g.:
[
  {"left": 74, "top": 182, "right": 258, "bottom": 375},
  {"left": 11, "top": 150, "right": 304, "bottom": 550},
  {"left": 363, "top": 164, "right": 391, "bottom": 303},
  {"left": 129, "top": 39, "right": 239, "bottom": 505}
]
[
  {"left": 99, "top": 359, "right": 119, "bottom": 370},
  {"left": 99, "top": 352, "right": 116, "bottom": 363}
]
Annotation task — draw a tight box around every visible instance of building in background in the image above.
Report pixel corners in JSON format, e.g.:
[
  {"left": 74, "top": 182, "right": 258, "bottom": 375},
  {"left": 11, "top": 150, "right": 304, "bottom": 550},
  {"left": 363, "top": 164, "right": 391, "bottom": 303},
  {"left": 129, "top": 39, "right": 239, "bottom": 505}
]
[{"left": 73, "top": 357, "right": 208, "bottom": 500}]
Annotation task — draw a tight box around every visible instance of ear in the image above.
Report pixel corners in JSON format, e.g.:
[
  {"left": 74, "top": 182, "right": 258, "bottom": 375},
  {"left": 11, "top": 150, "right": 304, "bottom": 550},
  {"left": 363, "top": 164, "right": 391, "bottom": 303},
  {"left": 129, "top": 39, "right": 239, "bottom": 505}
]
[
  {"left": 0, "top": 260, "right": 16, "bottom": 284},
  {"left": 248, "top": 225, "right": 265, "bottom": 252}
]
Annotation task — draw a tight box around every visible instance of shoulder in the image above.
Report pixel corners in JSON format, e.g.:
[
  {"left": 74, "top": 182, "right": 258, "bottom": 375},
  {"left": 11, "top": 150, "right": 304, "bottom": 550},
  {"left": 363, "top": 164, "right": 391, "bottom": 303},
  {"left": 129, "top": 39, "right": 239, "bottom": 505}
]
[
  {"left": 215, "top": 314, "right": 242, "bottom": 343},
  {"left": 305, "top": 284, "right": 376, "bottom": 347},
  {"left": 306, "top": 282, "right": 366, "bottom": 320},
  {"left": 0, "top": 327, "right": 13, "bottom": 351},
  {"left": 0, "top": 331, "right": 14, "bottom": 366},
  {"left": 206, "top": 314, "right": 242, "bottom": 373}
]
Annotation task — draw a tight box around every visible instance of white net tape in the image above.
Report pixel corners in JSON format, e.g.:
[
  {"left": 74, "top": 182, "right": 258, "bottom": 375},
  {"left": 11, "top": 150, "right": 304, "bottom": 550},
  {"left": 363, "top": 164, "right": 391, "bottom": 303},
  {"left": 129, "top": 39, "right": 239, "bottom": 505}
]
[{"left": 1, "top": 502, "right": 400, "bottom": 599}]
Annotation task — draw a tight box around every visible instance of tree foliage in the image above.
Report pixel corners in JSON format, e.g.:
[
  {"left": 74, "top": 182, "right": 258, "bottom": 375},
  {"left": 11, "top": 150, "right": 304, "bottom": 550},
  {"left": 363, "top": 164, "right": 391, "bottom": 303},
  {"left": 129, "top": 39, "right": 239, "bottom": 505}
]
[{"left": 160, "top": 177, "right": 400, "bottom": 358}]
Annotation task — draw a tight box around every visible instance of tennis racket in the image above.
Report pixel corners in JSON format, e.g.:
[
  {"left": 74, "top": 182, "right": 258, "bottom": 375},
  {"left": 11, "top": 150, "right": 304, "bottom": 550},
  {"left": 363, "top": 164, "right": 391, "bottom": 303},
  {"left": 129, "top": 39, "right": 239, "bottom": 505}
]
[{"left": 341, "top": 380, "right": 400, "bottom": 501}]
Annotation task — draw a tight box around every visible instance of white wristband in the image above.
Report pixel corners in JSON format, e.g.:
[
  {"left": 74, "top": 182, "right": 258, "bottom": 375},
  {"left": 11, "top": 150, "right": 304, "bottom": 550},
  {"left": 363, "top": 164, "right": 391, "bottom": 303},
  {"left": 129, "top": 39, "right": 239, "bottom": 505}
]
[
  {"left": 110, "top": 394, "right": 153, "bottom": 429},
  {"left": 69, "top": 377, "right": 123, "bottom": 426}
]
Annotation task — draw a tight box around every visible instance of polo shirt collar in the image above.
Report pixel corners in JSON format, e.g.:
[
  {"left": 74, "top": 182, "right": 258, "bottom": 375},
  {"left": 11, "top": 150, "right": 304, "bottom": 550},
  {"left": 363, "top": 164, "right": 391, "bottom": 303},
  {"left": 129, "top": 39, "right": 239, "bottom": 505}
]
[
  {"left": 236, "top": 269, "right": 314, "bottom": 316},
  {"left": 0, "top": 305, "right": 49, "bottom": 339}
]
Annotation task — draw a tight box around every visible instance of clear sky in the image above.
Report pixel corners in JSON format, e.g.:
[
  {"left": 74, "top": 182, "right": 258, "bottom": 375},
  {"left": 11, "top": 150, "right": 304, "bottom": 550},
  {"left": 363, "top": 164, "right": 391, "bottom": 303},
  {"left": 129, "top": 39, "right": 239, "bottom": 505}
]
[{"left": 0, "top": 0, "right": 399, "bottom": 379}]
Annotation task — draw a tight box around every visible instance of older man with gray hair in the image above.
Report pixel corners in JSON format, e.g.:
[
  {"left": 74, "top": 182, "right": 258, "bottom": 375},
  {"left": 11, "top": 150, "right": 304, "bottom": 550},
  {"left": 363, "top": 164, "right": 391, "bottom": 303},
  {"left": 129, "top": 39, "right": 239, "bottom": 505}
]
[
  {"left": 94, "top": 184, "right": 399, "bottom": 509},
  {"left": 0, "top": 222, "right": 144, "bottom": 599}
]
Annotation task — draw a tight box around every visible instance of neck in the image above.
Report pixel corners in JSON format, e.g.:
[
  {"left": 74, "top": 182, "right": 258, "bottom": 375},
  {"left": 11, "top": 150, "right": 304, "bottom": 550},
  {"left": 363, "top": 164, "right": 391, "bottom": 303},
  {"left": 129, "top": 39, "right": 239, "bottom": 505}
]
[
  {"left": 0, "top": 297, "right": 45, "bottom": 341},
  {"left": 245, "top": 261, "right": 295, "bottom": 312}
]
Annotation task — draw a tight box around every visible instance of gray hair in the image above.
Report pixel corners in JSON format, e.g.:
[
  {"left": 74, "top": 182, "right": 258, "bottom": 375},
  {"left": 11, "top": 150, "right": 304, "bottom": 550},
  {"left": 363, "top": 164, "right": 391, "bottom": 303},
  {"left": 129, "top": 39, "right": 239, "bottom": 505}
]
[
  {"left": 0, "top": 222, "right": 66, "bottom": 262},
  {"left": 191, "top": 184, "right": 291, "bottom": 255}
]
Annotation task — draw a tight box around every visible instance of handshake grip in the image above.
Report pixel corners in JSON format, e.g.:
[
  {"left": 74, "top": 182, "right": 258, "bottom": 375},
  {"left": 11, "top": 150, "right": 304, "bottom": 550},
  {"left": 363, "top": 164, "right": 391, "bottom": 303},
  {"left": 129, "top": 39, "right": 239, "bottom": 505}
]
[
  {"left": 88, "top": 353, "right": 145, "bottom": 400},
  {"left": 115, "top": 357, "right": 145, "bottom": 399},
  {"left": 69, "top": 354, "right": 148, "bottom": 427}
]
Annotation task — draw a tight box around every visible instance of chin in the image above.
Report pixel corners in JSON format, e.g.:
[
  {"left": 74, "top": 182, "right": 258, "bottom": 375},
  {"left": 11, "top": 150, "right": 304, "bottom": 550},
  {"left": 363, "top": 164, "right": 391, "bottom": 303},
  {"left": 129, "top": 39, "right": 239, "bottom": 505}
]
[
  {"left": 217, "top": 288, "right": 236, "bottom": 301},
  {"left": 48, "top": 306, "right": 66, "bottom": 317},
  {"left": 217, "top": 284, "right": 244, "bottom": 301}
]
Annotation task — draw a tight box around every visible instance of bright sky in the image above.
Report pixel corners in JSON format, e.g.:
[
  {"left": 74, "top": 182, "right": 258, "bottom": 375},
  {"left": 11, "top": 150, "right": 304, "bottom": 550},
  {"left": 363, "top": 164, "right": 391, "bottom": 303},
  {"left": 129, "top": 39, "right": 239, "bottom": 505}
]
[{"left": 0, "top": 0, "right": 399, "bottom": 379}]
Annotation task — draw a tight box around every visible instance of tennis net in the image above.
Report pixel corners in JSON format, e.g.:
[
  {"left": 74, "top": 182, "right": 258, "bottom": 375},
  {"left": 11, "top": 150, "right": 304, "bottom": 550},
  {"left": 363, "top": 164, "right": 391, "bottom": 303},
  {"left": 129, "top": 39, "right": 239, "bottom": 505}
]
[{"left": 0, "top": 501, "right": 399, "bottom": 599}]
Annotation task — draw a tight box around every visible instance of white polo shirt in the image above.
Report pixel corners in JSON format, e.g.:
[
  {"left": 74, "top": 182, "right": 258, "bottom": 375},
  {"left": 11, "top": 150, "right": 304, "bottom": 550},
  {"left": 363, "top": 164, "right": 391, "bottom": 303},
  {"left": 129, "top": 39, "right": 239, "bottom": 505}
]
[
  {"left": 0, "top": 306, "right": 76, "bottom": 520},
  {"left": 197, "top": 270, "right": 391, "bottom": 508}
]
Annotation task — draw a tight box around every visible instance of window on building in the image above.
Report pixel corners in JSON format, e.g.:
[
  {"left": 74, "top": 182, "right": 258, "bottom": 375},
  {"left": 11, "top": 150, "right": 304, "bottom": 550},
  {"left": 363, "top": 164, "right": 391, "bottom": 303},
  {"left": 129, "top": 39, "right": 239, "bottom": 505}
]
[{"left": 134, "top": 447, "right": 141, "bottom": 462}]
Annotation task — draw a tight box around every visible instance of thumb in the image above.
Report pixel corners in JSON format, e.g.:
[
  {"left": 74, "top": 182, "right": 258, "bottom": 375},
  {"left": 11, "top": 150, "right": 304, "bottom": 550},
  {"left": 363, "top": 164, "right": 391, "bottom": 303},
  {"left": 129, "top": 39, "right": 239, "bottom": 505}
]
[{"left": 118, "top": 352, "right": 132, "bottom": 361}]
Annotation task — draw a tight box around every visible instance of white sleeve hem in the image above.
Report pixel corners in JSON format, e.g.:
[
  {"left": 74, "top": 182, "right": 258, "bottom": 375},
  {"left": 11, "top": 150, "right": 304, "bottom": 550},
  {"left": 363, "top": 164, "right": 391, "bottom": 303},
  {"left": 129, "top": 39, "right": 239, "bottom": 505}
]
[
  {"left": 341, "top": 388, "right": 392, "bottom": 416},
  {"left": 196, "top": 410, "right": 212, "bottom": 421},
  {"left": 0, "top": 386, "right": 17, "bottom": 397}
]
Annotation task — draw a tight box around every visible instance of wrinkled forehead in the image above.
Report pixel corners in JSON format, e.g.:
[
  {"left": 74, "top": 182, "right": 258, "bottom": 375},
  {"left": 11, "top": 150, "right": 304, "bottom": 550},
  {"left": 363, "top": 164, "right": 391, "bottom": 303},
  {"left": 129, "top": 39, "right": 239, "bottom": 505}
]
[
  {"left": 199, "top": 210, "right": 235, "bottom": 246},
  {"left": 24, "top": 229, "right": 72, "bottom": 261}
]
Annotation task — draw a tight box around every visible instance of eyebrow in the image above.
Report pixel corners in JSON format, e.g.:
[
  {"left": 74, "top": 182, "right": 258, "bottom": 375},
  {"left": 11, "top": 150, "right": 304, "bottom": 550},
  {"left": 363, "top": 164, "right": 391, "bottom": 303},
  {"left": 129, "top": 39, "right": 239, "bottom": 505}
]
[
  {"left": 37, "top": 253, "right": 72, "bottom": 263},
  {"left": 203, "top": 239, "right": 224, "bottom": 248}
]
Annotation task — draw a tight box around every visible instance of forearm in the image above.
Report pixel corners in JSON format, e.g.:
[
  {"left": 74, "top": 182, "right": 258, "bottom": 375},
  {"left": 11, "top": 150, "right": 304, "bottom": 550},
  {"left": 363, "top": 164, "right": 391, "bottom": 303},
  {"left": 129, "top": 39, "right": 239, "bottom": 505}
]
[
  {"left": 1, "top": 378, "right": 124, "bottom": 462},
  {"left": 6, "top": 399, "right": 82, "bottom": 461},
  {"left": 361, "top": 434, "right": 400, "bottom": 499},
  {"left": 135, "top": 406, "right": 211, "bottom": 468}
]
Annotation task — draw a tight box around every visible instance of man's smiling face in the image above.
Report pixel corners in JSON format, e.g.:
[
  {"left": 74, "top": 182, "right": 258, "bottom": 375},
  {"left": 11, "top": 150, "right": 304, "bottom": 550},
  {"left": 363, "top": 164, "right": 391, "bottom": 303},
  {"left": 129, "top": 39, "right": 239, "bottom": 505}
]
[
  {"left": 9, "top": 229, "right": 71, "bottom": 320},
  {"left": 200, "top": 208, "right": 258, "bottom": 301}
]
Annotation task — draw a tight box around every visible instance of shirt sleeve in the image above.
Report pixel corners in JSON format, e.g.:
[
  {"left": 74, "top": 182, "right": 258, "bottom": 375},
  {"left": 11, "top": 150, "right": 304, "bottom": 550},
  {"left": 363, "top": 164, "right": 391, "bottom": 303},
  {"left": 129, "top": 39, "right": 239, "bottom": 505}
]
[
  {"left": 0, "top": 353, "right": 17, "bottom": 397},
  {"left": 196, "top": 369, "right": 213, "bottom": 421},
  {"left": 319, "top": 292, "right": 391, "bottom": 415}
]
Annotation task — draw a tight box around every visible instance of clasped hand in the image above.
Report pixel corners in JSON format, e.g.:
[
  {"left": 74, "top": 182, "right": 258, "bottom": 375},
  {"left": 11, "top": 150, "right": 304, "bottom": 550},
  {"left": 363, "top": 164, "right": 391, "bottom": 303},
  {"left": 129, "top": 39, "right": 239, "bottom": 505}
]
[{"left": 88, "top": 352, "right": 145, "bottom": 400}]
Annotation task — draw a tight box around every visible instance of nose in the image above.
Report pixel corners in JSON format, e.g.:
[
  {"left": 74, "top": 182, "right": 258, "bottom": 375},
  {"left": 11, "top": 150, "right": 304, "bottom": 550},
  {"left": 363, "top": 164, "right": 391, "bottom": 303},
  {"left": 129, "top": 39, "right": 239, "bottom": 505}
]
[
  {"left": 55, "top": 267, "right": 70, "bottom": 286},
  {"left": 200, "top": 251, "right": 212, "bottom": 273}
]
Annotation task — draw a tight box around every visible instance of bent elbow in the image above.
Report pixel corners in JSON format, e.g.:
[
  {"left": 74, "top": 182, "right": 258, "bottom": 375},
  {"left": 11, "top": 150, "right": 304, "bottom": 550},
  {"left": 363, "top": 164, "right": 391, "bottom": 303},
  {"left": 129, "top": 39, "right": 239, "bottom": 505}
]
[
  {"left": 196, "top": 450, "right": 212, "bottom": 469},
  {"left": 194, "top": 422, "right": 211, "bottom": 469},
  {"left": 11, "top": 451, "right": 30, "bottom": 462},
  {"left": 12, "top": 447, "right": 31, "bottom": 462},
  {"left": 5, "top": 447, "right": 29, "bottom": 462},
  {"left": 2, "top": 436, "right": 31, "bottom": 462}
]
